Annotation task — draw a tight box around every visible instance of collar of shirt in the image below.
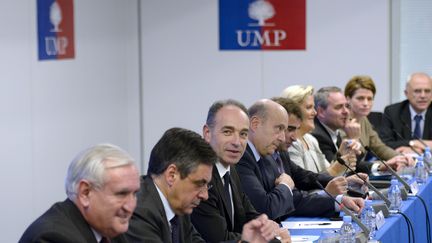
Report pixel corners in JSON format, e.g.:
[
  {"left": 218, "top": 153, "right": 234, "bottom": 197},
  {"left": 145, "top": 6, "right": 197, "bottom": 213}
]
[
  {"left": 320, "top": 122, "right": 340, "bottom": 147},
  {"left": 409, "top": 104, "right": 427, "bottom": 120},
  {"left": 247, "top": 140, "right": 261, "bottom": 162},
  {"left": 91, "top": 228, "right": 102, "bottom": 243},
  {"left": 216, "top": 161, "right": 230, "bottom": 181},
  {"left": 154, "top": 181, "right": 175, "bottom": 224}
]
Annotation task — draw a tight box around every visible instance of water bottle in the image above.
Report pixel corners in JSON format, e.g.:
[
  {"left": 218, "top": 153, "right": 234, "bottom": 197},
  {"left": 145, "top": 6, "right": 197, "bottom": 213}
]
[
  {"left": 388, "top": 179, "right": 402, "bottom": 213},
  {"left": 339, "top": 215, "right": 355, "bottom": 243},
  {"left": 424, "top": 147, "right": 432, "bottom": 172},
  {"left": 415, "top": 156, "right": 428, "bottom": 185},
  {"left": 361, "top": 200, "right": 376, "bottom": 240}
]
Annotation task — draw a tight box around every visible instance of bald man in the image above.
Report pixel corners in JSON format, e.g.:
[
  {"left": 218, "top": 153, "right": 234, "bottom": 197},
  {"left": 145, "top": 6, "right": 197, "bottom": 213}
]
[
  {"left": 236, "top": 99, "right": 364, "bottom": 222},
  {"left": 380, "top": 72, "right": 432, "bottom": 154}
]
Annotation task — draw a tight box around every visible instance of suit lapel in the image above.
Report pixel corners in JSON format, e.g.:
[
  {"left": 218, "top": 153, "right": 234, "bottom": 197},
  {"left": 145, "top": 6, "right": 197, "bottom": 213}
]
[
  {"left": 315, "top": 118, "right": 337, "bottom": 153},
  {"left": 143, "top": 176, "right": 173, "bottom": 243},
  {"left": 424, "top": 106, "right": 432, "bottom": 139},
  {"left": 213, "top": 165, "right": 234, "bottom": 229},
  {"left": 62, "top": 199, "right": 99, "bottom": 243},
  {"left": 401, "top": 103, "right": 412, "bottom": 138}
]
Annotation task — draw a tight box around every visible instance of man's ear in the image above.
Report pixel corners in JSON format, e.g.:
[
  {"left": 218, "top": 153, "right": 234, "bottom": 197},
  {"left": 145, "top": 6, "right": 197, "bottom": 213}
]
[
  {"left": 249, "top": 116, "right": 260, "bottom": 132},
  {"left": 77, "top": 180, "right": 92, "bottom": 208},
  {"left": 203, "top": 124, "right": 211, "bottom": 143},
  {"left": 404, "top": 89, "right": 408, "bottom": 97},
  {"left": 164, "top": 164, "right": 178, "bottom": 187}
]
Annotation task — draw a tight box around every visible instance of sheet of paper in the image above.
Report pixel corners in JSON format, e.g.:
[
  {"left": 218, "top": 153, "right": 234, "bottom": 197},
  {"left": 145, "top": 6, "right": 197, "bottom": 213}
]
[
  {"left": 282, "top": 220, "right": 343, "bottom": 229},
  {"left": 291, "top": 235, "right": 320, "bottom": 243}
]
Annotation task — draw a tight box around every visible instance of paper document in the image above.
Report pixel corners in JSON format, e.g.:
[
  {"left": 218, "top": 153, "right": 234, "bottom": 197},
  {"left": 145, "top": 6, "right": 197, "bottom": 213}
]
[
  {"left": 291, "top": 235, "right": 320, "bottom": 242},
  {"left": 282, "top": 220, "right": 343, "bottom": 229}
]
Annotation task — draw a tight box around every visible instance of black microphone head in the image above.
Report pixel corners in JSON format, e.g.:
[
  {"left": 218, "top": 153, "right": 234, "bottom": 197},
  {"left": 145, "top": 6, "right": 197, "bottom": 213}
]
[{"left": 336, "top": 156, "right": 346, "bottom": 166}]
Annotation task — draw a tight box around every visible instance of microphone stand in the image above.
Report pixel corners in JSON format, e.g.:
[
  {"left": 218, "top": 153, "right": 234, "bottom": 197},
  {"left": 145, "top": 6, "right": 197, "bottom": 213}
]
[
  {"left": 314, "top": 178, "right": 371, "bottom": 237},
  {"left": 336, "top": 156, "right": 391, "bottom": 207},
  {"left": 364, "top": 146, "right": 412, "bottom": 192},
  {"left": 400, "top": 119, "right": 428, "bottom": 147}
]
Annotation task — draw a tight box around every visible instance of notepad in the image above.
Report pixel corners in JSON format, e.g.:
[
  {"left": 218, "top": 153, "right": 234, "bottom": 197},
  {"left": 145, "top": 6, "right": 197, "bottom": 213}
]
[
  {"left": 291, "top": 235, "right": 320, "bottom": 242},
  {"left": 282, "top": 220, "right": 343, "bottom": 229}
]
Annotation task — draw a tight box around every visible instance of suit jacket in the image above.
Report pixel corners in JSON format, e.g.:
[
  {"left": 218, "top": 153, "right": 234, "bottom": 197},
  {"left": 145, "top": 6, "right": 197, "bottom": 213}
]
[
  {"left": 311, "top": 118, "right": 372, "bottom": 174},
  {"left": 191, "top": 164, "right": 260, "bottom": 243},
  {"left": 19, "top": 199, "right": 128, "bottom": 243},
  {"left": 356, "top": 116, "right": 399, "bottom": 161},
  {"left": 235, "top": 145, "right": 336, "bottom": 221},
  {"left": 311, "top": 118, "right": 339, "bottom": 163},
  {"left": 380, "top": 100, "right": 432, "bottom": 149},
  {"left": 278, "top": 150, "right": 333, "bottom": 191},
  {"left": 126, "top": 176, "right": 204, "bottom": 243}
]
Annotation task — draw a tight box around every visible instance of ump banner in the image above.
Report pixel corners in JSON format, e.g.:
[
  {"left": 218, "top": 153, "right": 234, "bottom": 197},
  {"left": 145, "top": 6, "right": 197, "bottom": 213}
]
[
  {"left": 219, "top": 0, "right": 305, "bottom": 50},
  {"left": 37, "top": 0, "right": 75, "bottom": 60}
]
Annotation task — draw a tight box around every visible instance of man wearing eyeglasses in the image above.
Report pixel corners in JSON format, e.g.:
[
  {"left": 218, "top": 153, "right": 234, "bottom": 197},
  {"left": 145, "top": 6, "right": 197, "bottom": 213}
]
[
  {"left": 126, "top": 127, "right": 216, "bottom": 243},
  {"left": 380, "top": 72, "right": 432, "bottom": 154},
  {"left": 191, "top": 100, "right": 290, "bottom": 243},
  {"left": 126, "top": 127, "right": 289, "bottom": 243}
]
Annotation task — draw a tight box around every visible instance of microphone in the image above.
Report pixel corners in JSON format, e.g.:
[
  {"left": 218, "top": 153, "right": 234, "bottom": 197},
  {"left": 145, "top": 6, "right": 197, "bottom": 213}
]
[
  {"left": 313, "top": 177, "right": 371, "bottom": 237},
  {"left": 364, "top": 146, "right": 411, "bottom": 192},
  {"left": 336, "top": 156, "right": 391, "bottom": 207},
  {"left": 392, "top": 127, "right": 422, "bottom": 156},
  {"left": 401, "top": 120, "right": 428, "bottom": 148}
]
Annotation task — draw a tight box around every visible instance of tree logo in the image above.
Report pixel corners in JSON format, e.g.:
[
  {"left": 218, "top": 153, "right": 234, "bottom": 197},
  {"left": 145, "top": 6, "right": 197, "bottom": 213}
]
[{"left": 248, "top": 0, "right": 275, "bottom": 27}]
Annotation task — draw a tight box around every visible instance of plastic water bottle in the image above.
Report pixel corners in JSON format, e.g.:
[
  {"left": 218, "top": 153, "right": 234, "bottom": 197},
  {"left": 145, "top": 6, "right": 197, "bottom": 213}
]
[
  {"left": 424, "top": 147, "right": 432, "bottom": 172},
  {"left": 415, "top": 156, "right": 428, "bottom": 185},
  {"left": 339, "top": 215, "right": 355, "bottom": 243},
  {"left": 361, "top": 200, "right": 376, "bottom": 240},
  {"left": 388, "top": 179, "right": 402, "bottom": 213}
]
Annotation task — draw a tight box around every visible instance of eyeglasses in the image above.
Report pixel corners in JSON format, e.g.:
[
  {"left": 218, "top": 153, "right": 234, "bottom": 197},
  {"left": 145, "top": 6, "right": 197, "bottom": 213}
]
[{"left": 186, "top": 176, "right": 213, "bottom": 193}]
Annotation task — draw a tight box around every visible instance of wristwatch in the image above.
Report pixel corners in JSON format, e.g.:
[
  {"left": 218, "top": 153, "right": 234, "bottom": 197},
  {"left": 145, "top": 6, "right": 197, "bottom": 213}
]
[{"left": 409, "top": 140, "right": 415, "bottom": 147}]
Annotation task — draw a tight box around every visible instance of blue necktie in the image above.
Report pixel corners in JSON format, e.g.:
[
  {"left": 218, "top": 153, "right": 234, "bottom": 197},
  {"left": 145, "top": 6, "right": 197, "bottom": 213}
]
[
  {"left": 170, "top": 216, "right": 180, "bottom": 243},
  {"left": 414, "top": 114, "right": 423, "bottom": 139}
]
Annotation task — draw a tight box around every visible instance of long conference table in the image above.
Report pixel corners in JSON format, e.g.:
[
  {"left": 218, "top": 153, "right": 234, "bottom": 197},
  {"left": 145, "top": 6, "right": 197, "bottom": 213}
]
[{"left": 285, "top": 176, "right": 432, "bottom": 243}]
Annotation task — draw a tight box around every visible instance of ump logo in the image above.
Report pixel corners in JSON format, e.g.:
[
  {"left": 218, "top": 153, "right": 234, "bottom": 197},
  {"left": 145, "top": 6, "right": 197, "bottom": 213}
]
[
  {"left": 219, "top": 0, "right": 306, "bottom": 50},
  {"left": 37, "top": 0, "right": 75, "bottom": 60}
]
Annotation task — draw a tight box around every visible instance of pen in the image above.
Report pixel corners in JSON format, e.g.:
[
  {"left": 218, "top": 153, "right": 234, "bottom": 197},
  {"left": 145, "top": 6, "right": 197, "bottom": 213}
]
[{"left": 299, "top": 222, "right": 331, "bottom": 226}]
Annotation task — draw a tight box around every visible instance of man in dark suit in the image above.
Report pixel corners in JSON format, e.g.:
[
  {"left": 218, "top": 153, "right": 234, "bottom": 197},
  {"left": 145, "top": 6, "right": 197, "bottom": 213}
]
[
  {"left": 380, "top": 72, "right": 432, "bottom": 153},
  {"left": 312, "top": 86, "right": 410, "bottom": 174},
  {"left": 20, "top": 144, "right": 141, "bottom": 243},
  {"left": 127, "top": 127, "right": 287, "bottom": 243},
  {"left": 191, "top": 100, "right": 290, "bottom": 242},
  {"left": 236, "top": 99, "right": 364, "bottom": 221}
]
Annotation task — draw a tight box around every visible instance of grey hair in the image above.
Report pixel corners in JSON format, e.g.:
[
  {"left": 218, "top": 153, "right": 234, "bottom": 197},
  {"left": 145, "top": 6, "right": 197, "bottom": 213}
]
[
  {"left": 65, "top": 143, "right": 135, "bottom": 201},
  {"left": 206, "top": 99, "right": 248, "bottom": 128},
  {"left": 405, "top": 72, "right": 432, "bottom": 89},
  {"left": 314, "top": 86, "right": 342, "bottom": 110}
]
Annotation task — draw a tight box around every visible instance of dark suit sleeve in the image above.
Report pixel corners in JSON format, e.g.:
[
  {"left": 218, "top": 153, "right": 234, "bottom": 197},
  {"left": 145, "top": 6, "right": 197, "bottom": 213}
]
[
  {"left": 127, "top": 204, "right": 166, "bottom": 243},
  {"left": 235, "top": 153, "right": 294, "bottom": 220},
  {"left": 182, "top": 215, "right": 206, "bottom": 243},
  {"left": 379, "top": 106, "right": 410, "bottom": 149},
  {"left": 191, "top": 188, "right": 242, "bottom": 242}
]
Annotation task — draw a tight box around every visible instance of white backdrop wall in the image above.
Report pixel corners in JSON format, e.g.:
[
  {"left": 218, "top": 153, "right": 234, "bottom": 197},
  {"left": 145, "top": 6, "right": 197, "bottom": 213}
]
[
  {"left": 140, "top": 0, "right": 391, "bottom": 172},
  {"left": 0, "top": 1, "right": 140, "bottom": 242}
]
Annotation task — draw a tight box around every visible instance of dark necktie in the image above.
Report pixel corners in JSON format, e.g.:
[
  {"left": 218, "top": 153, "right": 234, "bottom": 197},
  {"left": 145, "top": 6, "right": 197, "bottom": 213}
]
[
  {"left": 223, "top": 172, "right": 233, "bottom": 225},
  {"left": 170, "top": 215, "right": 180, "bottom": 243},
  {"left": 336, "top": 131, "right": 342, "bottom": 148},
  {"left": 414, "top": 114, "right": 423, "bottom": 139},
  {"left": 274, "top": 153, "right": 284, "bottom": 174},
  {"left": 100, "top": 237, "right": 111, "bottom": 243}
]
